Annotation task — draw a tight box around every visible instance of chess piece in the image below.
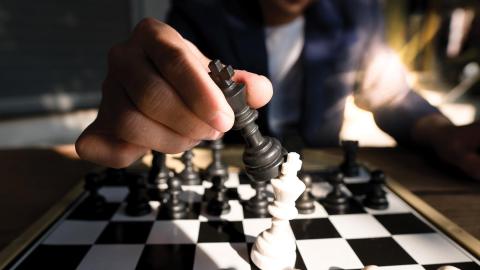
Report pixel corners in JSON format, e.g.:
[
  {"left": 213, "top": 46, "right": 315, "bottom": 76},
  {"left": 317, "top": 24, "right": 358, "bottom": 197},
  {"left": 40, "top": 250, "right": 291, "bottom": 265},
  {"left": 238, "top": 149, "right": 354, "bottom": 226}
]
[
  {"left": 209, "top": 60, "right": 286, "bottom": 184},
  {"left": 179, "top": 149, "right": 201, "bottom": 185},
  {"left": 363, "top": 266, "right": 380, "bottom": 270},
  {"left": 340, "top": 140, "right": 360, "bottom": 177},
  {"left": 166, "top": 173, "right": 188, "bottom": 219},
  {"left": 437, "top": 266, "right": 460, "bottom": 270},
  {"left": 206, "top": 139, "right": 228, "bottom": 181},
  {"left": 251, "top": 153, "right": 305, "bottom": 270},
  {"left": 245, "top": 180, "right": 269, "bottom": 217},
  {"left": 206, "top": 175, "right": 231, "bottom": 215},
  {"left": 84, "top": 172, "right": 106, "bottom": 209},
  {"left": 296, "top": 174, "right": 315, "bottom": 214},
  {"left": 148, "top": 151, "right": 170, "bottom": 186},
  {"left": 364, "top": 170, "right": 389, "bottom": 210},
  {"left": 125, "top": 174, "right": 152, "bottom": 216},
  {"left": 323, "top": 171, "right": 348, "bottom": 210}
]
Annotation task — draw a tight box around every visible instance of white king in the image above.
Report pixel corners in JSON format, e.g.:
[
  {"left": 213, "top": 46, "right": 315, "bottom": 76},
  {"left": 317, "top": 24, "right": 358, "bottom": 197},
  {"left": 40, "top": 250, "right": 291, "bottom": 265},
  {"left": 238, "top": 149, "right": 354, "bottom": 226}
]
[{"left": 251, "top": 152, "right": 306, "bottom": 270}]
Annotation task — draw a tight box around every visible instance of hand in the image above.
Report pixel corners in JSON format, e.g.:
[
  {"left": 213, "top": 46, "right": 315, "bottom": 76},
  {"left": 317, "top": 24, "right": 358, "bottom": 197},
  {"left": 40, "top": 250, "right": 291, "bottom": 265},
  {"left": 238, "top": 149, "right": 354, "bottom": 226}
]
[
  {"left": 75, "top": 18, "right": 273, "bottom": 168},
  {"left": 414, "top": 114, "right": 480, "bottom": 181}
]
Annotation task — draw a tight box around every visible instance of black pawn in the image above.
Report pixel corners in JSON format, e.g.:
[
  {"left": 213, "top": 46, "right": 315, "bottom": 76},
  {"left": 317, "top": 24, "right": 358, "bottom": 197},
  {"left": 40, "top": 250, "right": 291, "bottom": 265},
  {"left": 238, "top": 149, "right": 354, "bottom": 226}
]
[
  {"left": 245, "top": 180, "right": 269, "bottom": 217},
  {"left": 84, "top": 172, "right": 106, "bottom": 209},
  {"left": 179, "top": 150, "right": 201, "bottom": 185},
  {"left": 148, "top": 151, "right": 170, "bottom": 186},
  {"left": 207, "top": 175, "right": 231, "bottom": 215},
  {"left": 125, "top": 174, "right": 152, "bottom": 216},
  {"left": 296, "top": 174, "right": 315, "bottom": 214},
  {"left": 323, "top": 171, "right": 348, "bottom": 210},
  {"left": 166, "top": 173, "right": 188, "bottom": 219},
  {"left": 206, "top": 139, "right": 228, "bottom": 181},
  {"left": 340, "top": 140, "right": 360, "bottom": 177},
  {"left": 364, "top": 170, "right": 389, "bottom": 210}
]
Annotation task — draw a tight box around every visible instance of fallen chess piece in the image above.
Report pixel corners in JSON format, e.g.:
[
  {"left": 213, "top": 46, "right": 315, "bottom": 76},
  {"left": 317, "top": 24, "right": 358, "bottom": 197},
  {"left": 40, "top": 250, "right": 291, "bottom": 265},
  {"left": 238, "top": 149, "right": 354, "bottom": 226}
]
[{"left": 250, "top": 152, "right": 305, "bottom": 270}]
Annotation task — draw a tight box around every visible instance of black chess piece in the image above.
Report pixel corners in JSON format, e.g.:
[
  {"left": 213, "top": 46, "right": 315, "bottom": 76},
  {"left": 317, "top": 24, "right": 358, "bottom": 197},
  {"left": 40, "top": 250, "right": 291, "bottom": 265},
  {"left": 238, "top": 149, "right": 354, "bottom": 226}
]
[
  {"left": 296, "top": 174, "right": 315, "bottom": 214},
  {"left": 340, "top": 140, "right": 360, "bottom": 177},
  {"left": 323, "top": 171, "right": 349, "bottom": 210},
  {"left": 206, "top": 175, "right": 231, "bottom": 215},
  {"left": 179, "top": 149, "right": 201, "bottom": 185},
  {"left": 245, "top": 180, "right": 269, "bottom": 217},
  {"left": 147, "top": 151, "right": 170, "bottom": 202},
  {"left": 148, "top": 151, "right": 170, "bottom": 186},
  {"left": 84, "top": 172, "right": 106, "bottom": 209},
  {"left": 166, "top": 173, "right": 188, "bottom": 219},
  {"left": 206, "top": 139, "right": 228, "bottom": 181},
  {"left": 125, "top": 174, "right": 152, "bottom": 216},
  {"left": 209, "top": 60, "right": 286, "bottom": 184},
  {"left": 104, "top": 168, "right": 128, "bottom": 185},
  {"left": 364, "top": 170, "right": 389, "bottom": 210}
]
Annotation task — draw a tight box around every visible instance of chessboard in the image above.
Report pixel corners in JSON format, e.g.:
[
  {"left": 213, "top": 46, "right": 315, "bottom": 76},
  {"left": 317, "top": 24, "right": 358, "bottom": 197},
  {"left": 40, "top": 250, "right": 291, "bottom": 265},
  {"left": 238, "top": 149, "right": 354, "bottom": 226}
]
[{"left": 2, "top": 157, "right": 480, "bottom": 270}]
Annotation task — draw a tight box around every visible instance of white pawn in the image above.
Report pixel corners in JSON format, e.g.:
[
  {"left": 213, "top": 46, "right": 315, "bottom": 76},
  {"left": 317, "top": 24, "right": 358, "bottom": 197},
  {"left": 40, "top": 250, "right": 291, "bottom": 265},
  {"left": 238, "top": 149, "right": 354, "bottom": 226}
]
[{"left": 251, "top": 152, "right": 306, "bottom": 270}]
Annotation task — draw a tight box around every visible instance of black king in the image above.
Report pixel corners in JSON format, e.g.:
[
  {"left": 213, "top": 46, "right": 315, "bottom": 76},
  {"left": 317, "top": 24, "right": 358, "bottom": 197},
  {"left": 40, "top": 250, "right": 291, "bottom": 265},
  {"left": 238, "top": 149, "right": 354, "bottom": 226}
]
[{"left": 209, "top": 59, "right": 287, "bottom": 215}]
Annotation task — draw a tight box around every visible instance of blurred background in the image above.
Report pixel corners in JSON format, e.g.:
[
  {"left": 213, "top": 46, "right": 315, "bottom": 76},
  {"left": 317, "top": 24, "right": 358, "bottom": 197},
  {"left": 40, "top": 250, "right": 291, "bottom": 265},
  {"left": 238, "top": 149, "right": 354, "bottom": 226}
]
[{"left": 0, "top": 0, "right": 478, "bottom": 148}]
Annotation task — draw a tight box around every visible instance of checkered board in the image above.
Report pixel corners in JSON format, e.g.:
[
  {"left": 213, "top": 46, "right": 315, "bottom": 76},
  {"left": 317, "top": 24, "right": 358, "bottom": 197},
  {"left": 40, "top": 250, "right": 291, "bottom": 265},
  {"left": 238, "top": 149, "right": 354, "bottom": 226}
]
[{"left": 6, "top": 170, "right": 480, "bottom": 270}]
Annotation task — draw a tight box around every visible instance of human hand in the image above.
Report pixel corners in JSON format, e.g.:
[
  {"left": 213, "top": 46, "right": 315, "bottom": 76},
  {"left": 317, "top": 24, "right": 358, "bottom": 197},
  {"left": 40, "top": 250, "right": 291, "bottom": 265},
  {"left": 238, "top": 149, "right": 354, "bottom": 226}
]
[
  {"left": 75, "top": 18, "right": 273, "bottom": 168},
  {"left": 433, "top": 122, "right": 480, "bottom": 181},
  {"left": 414, "top": 114, "right": 480, "bottom": 181}
]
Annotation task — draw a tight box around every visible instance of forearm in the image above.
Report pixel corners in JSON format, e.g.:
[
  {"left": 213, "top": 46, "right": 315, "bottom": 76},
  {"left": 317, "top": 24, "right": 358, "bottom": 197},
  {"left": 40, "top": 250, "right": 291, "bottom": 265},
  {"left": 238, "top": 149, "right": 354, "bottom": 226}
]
[{"left": 411, "top": 113, "right": 454, "bottom": 148}]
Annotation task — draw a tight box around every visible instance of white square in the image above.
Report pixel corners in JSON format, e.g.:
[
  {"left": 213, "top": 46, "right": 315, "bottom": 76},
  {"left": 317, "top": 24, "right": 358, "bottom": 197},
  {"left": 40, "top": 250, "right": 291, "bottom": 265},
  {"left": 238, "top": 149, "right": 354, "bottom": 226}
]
[
  {"left": 297, "top": 238, "right": 364, "bottom": 269},
  {"left": 237, "top": 184, "right": 256, "bottom": 201},
  {"left": 180, "top": 185, "right": 205, "bottom": 203},
  {"left": 393, "top": 233, "right": 471, "bottom": 264},
  {"left": 111, "top": 201, "right": 160, "bottom": 221},
  {"left": 295, "top": 201, "right": 328, "bottom": 219},
  {"left": 329, "top": 214, "right": 390, "bottom": 239},
  {"left": 147, "top": 220, "right": 200, "bottom": 244},
  {"left": 364, "top": 193, "right": 410, "bottom": 215},
  {"left": 76, "top": 244, "right": 144, "bottom": 270},
  {"left": 43, "top": 220, "right": 107, "bottom": 245},
  {"left": 199, "top": 200, "right": 244, "bottom": 221},
  {"left": 193, "top": 243, "right": 251, "bottom": 270},
  {"left": 98, "top": 187, "right": 129, "bottom": 202},
  {"left": 373, "top": 265, "right": 425, "bottom": 270},
  {"left": 242, "top": 218, "right": 271, "bottom": 243}
]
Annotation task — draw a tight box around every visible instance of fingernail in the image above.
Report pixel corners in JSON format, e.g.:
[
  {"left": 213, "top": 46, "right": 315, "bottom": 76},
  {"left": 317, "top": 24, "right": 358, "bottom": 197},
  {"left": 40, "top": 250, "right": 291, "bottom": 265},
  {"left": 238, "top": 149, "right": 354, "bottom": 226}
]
[{"left": 210, "top": 110, "right": 233, "bottom": 132}]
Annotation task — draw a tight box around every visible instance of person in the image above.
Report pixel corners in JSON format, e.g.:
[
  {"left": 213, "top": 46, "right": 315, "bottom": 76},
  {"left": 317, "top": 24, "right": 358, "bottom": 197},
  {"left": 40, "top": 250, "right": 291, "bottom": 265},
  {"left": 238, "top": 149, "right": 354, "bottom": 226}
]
[{"left": 75, "top": 0, "right": 480, "bottom": 181}]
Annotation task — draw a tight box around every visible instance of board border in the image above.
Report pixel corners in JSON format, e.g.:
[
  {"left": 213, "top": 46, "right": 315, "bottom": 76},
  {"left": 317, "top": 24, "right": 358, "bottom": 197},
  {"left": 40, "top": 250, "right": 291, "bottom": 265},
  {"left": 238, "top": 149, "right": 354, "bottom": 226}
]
[{"left": 0, "top": 171, "right": 479, "bottom": 269}]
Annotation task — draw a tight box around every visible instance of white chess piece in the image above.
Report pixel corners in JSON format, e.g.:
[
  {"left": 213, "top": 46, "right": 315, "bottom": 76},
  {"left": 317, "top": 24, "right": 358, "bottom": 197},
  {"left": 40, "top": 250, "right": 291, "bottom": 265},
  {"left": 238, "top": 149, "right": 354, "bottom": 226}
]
[
  {"left": 437, "top": 266, "right": 461, "bottom": 270},
  {"left": 250, "top": 152, "right": 306, "bottom": 270}
]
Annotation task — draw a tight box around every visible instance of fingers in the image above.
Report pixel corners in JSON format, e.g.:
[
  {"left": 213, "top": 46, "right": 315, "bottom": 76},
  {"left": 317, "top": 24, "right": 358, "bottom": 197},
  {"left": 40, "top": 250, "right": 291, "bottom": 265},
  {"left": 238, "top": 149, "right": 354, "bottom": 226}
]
[
  {"left": 108, "top": 45, "right": 221, "bottom": 141},
  {"left": 133, "top": 18, "right": 234, "bottom": 132},
  {"left": 75, "top": 127, "right": 148, "bottom": 168},
  {"left": 233, "top": 70, "right": 273, "bottom": 108}
]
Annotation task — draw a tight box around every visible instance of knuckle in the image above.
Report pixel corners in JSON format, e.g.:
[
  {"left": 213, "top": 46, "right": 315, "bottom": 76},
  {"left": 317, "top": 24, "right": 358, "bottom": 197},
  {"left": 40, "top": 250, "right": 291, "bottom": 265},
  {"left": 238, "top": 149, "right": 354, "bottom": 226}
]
[{"left": 136, "top": 17, "right": 162, "bottom": 34}]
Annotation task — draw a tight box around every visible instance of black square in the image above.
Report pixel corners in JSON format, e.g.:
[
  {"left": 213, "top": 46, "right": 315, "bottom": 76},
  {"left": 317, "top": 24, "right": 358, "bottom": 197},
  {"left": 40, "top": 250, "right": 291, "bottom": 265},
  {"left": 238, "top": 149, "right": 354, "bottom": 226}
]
[
  {"left": 247, "top": 243, "right": 307, "bottom": 270},
  {"left": 157, "top": 202, "right": 201, "bottom": 220},
  {"left": 16, "top": 245, "right": 89, "bottom": 270},
  {"left": 423, "top": 262, "right": 480, "bottom": 270},
  {"left": 347, "top": 237, "right": 416, "bottom": 266},
  {"left": 345, "top": 183, "right": 370, "bottom": 196},
  {"left": 290, "top": 218, "right": 340, "bottom": 240},
  {"left": 198, "top": 221, "right": 245, "bottom": 243},
  {"left": 320, "top": 198, "right": 366, "bottom": 215},
  {"left": 136, "top": 244, "right": 196, "bottom": 270},
  {"left": 67, "top": 202, "right": 120, "bottom": 220},
  {"left": 374, "top": 213, "right": 435, "bottom": 235},
  {"left": 96, "top": 221, "right": 152, "bottom": 244}
]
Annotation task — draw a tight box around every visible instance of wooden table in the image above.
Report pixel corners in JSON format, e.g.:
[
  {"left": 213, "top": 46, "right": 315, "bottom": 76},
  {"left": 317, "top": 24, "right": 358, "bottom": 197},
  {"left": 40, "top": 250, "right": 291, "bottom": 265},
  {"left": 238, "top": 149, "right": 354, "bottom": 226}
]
[{"left": 0, "top": 145, "right": 478, "bottom": 255}]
